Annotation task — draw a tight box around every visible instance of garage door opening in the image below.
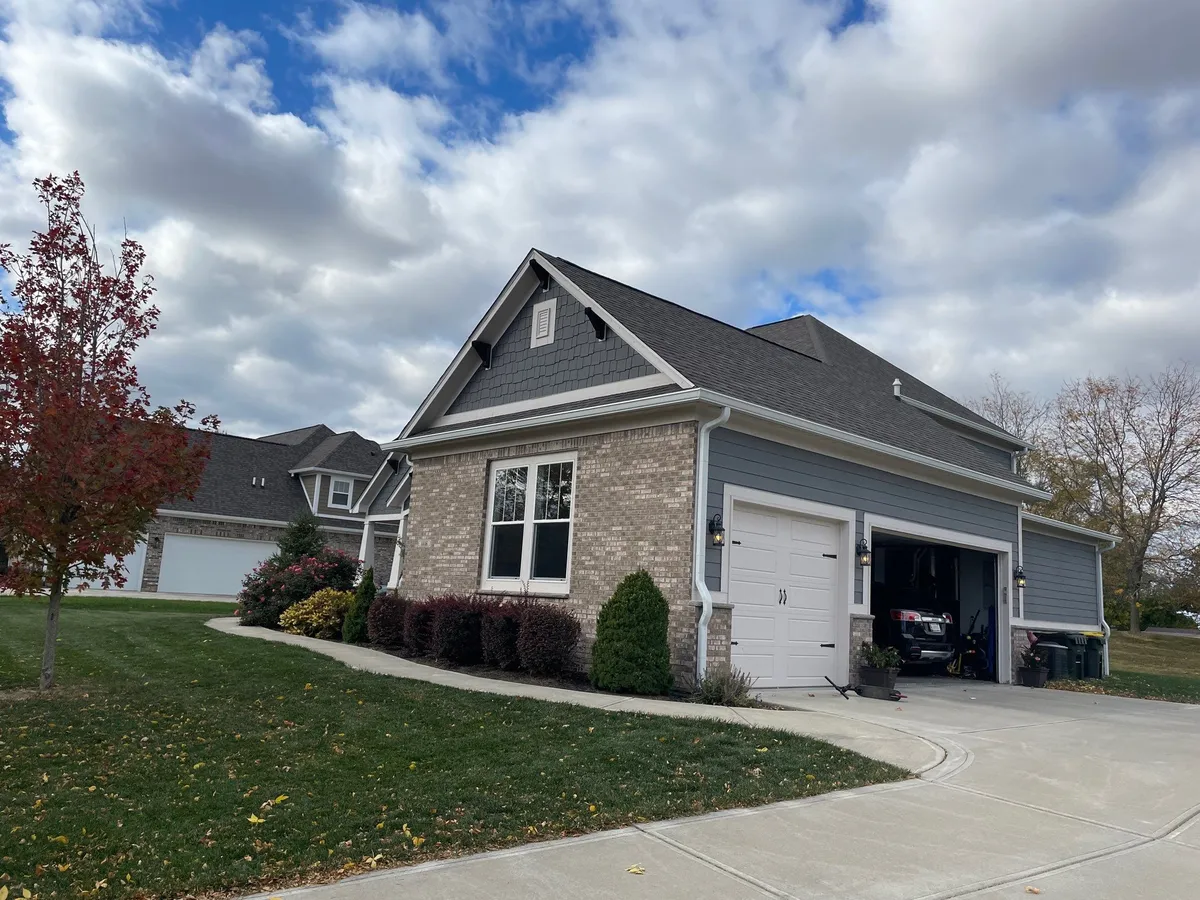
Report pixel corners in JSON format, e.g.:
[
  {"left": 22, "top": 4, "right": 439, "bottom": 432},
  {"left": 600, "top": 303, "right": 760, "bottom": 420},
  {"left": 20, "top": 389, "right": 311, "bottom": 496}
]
[{"left": 869, "top": 534, "right": 999, "bottom": 682}]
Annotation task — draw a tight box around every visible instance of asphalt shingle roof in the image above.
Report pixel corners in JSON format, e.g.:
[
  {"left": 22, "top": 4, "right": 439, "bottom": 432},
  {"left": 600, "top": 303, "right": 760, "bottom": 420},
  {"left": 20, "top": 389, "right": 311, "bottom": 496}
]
[
  {"left": 542, "top": 253, "right": 1028, "bottom": 486},
  {"left": 292, "top": 431, "right": 383, "bottom": 477}
]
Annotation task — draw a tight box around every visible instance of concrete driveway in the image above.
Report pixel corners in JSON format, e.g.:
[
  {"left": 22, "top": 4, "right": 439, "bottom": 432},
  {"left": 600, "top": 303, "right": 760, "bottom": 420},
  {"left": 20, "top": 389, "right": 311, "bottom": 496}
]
[{"left": 246, "top": 679, "right": 1200, "bottom": 900}]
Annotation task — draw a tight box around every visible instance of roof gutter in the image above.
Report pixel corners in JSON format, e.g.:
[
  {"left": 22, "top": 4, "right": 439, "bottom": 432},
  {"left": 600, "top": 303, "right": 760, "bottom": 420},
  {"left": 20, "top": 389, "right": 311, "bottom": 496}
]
[
  {"left": 386, "top": 387, "right": 1050, "bottom": 502},
  {"left": 1020, "top": 512, "right": 1120, "bottom": 544},
  {"left": 694, "top": 405, "right": 730, "bottom": 686},
  {"left": 896, "top": 393, "right": 1032, "bottom": 451}
]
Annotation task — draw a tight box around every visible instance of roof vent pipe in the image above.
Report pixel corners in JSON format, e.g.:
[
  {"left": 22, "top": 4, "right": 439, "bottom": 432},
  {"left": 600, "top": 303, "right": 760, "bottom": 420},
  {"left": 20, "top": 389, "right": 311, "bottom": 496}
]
[
  {"left": 893, "top": 378, "right": 902, "bottom": 398},
  {"left": 694, "top": 405, "right": 731, "bottom": 686}
]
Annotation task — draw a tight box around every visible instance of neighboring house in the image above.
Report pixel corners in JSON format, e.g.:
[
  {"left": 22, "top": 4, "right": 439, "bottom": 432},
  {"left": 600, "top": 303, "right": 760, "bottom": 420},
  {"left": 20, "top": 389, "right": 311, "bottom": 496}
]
[
  {"left": 109, "top": 424, "right": 399, "bottom": 597},
  {"left": 382, "top": 250, "right": 1117, "bottom": 688}
]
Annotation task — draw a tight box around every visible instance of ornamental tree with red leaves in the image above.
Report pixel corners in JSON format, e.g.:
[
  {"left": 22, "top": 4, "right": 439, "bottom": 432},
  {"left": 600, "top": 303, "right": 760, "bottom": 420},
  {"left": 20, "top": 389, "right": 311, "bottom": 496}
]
[{"left": 0, "top": 173, "right": 218, "bottom": 690}]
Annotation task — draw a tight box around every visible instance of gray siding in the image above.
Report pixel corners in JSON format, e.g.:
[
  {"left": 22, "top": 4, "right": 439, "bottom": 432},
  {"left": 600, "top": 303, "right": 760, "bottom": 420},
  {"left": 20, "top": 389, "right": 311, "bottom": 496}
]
[
  {"left": 1021, "top": 530, "right": 1100, "bottom": 625},
  {"left": 706, "top": 429, "right": 1020, "bottom": 603},
  {"left": 447, "top": 278, "right": 658, "bottom": 414}
]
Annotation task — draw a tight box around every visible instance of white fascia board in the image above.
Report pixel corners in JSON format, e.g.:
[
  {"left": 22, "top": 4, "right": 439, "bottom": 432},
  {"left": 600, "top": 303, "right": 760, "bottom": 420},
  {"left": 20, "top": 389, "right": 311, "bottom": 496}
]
[
  {"left": 396, "top": 256, "right": 542, "bottom": 442},
  {"left": 431, "top": 373, "right": 674, "bottom": 428},
  {"left": 352, "top": 453, "right": 400, "bottom": 514},
  {"left": 531, "top": 252, "right": 693, "bottom": 390},
  {"left": 387, "top": 386, "right": 1051, "bottom": 504},
  {"left": 287, "top": 467, "right": 374, "bottom": 479},
  {"left": 385, "top": 469, "right": 412, "bottom": 507},
  {"left": 1020, "top": 512, "right": 1120, "bottom": 546},
  {"left": 155, "top": 509, "right": 364, "bottom": 535},
  {"left": 897, "top": 394, "right": 1031, "bottom": 451}
]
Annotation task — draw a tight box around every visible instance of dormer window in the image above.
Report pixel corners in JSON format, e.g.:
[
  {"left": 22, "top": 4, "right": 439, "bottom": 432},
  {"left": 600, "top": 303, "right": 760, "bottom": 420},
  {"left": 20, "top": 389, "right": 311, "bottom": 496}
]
[
  {"left": 530, "top": 297, "right": 556, "bottom": 348},
  {"left": 329, "top": 478, "right": 352, "bottom": 509}
]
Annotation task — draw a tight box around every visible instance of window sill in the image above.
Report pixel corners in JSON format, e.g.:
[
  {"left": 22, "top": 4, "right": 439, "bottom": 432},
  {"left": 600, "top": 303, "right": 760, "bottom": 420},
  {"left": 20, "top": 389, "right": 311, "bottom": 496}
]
[{"left": 478, "top": 582, "right": 570, "bottom": 598}]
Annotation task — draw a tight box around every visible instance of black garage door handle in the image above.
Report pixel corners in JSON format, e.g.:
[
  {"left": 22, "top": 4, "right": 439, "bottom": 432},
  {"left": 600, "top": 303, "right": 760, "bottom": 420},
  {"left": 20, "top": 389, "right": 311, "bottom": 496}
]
[{"left": 820, "top": 643, "right": 835, "bottom": 648}]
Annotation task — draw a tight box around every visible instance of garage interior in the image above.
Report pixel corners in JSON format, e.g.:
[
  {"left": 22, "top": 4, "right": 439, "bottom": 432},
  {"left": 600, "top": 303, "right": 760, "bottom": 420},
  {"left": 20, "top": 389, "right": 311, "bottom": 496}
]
[{"left": 869, "top": 534, "right": 999, "bottom": 681}]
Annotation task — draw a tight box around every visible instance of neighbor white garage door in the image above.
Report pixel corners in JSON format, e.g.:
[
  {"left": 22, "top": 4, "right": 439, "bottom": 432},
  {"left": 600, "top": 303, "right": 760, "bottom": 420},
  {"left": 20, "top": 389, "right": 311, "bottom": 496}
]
[
  {"left": 729, "top": 503, "right": 841, "bottom": 688},
  {"left": 158, "top": 535, "right": 276, "bottom": 596}
]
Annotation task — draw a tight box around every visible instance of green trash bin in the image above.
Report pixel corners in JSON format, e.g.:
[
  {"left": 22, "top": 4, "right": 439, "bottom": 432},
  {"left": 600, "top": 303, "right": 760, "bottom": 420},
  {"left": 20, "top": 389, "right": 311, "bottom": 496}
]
[{"left": 1085, "top": 637, "right": 1104, "bottom": 679}]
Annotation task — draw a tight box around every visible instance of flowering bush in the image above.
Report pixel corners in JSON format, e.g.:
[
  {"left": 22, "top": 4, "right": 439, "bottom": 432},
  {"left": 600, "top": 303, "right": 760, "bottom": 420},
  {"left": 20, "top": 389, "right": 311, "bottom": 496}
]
[
  {"left": 280, "top": 588, "right": 354, "bottom": 639},
  {"left": 236, "top": 547, "right": 360, "bottom": 629}
]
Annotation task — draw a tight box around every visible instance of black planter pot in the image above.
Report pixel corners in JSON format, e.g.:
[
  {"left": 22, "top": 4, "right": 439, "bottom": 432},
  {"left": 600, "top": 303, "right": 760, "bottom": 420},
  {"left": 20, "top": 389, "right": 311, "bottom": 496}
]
[
  {"left": 858, "top": 666, "right": 898, "bottom": 692},
  {"left": 1019, "top": 666, "right": 1049, "bottom": 688}
]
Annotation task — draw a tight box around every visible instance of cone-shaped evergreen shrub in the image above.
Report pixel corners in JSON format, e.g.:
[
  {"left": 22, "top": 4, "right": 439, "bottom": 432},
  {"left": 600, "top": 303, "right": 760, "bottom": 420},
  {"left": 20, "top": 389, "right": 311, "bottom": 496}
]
[
  {"left": 589, "top": 569, "right": 672, "bottom": 694},
  {"left": 342, "top": 567, "right": 374, "bottom": 644}
]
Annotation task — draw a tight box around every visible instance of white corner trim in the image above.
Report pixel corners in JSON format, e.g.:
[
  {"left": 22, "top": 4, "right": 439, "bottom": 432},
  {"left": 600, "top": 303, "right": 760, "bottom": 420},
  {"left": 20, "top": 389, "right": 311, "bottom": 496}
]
[
  {"left": 862, "top": 512, "right": 1015, "bottom": 684},
  {"left": 1012, "top": 618, "right": 1103, "bottom": 632},
  {"left": 312, "top": 473, "right": 321, "bottom": 514},
  {"left": 299, "top": 474, "right": 314, "bottom": 510},
  {"left": 897, "top": 394, "right": 1031, "bottom": 450},
  {"left": 720, "top": 484, "right": 856, "bottom": 684},
  {"left": 1020, "top": 512, "right": 1120, "bottom": 545},
  {"left": 532, "top": 252, "right": 694, "bottom": 390},
  {"left": 530, "top": 296, "right": 556, "bottom": 348},
  {"left": 154, "top": 509, "right": 364, "bottom": 535},
  {"left": 288, "top": 467, "right": 374, "bottom": 479},
  {"left": 385, "top": 469, "right": 412, "bottom": 508},
  {"left": 352, "top": 454, "right": 396, "bottom": 514},
  {"left": 431, "top": 373, "right": 674, "bottom": 428}
]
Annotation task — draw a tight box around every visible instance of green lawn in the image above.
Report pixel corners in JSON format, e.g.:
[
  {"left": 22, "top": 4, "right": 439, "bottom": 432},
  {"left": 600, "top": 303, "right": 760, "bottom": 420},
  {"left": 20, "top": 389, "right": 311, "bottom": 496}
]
[
  {"left": 1047, "top": 631, "right": 1200, "bottom": 704},
  {"left": 0, "top": 597, "right": 906, "bottom": 899}
]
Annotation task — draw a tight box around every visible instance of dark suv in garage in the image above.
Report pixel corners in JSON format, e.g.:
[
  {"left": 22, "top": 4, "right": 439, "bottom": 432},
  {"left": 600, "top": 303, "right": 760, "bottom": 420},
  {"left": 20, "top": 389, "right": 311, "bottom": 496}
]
[{"left": 883, "top": 607, "right": 956, "bottom": 665}]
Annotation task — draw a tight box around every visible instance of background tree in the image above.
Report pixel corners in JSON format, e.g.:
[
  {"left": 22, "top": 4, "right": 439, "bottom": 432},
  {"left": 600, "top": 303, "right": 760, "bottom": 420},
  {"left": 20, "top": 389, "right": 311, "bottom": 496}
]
[
  {"left": 963, "top": 372, "right": 1051, "bottom": 480},
  {"left": 0, "top": 173, "right": 217, "bottom": 690}
]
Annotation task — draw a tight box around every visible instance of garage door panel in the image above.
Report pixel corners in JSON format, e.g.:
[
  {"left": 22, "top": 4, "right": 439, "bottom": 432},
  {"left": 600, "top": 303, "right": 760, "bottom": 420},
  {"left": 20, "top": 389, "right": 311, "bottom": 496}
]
[
  {"left": 785, "top": 553, "right": 836, "bottom": 580},
  {"left": 787, "top": 650, "right": 834, "bottom": 678},
  {"left": 732, "top": 544, "right": 777, "bottom": 574},
  {"left": 730, "top": 577, "right": 779, "bottom": 608},
  {"left": 783, "top": 584, "right": 838, "bottom": 611},
  {"left": 788, "top": 517, "right": 838, "bottom": 546},
  {"left": 732, "top": 612, "right": 777, "bottom": 642},
  {"left": 158, "top": 535, "right": 276, "bottom": 596},
  {"left": 785, "top": 616, "right": 837, "bottom": 643},
  {"left": 734, "top": 509, "right": 780, "bottom": 538},
  {"left": 737, "top": 652, "right": 777, "bottom": 681}
]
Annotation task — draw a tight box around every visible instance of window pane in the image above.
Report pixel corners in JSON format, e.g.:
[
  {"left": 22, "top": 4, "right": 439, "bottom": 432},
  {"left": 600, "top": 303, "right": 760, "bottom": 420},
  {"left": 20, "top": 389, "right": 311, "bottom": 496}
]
[
  {"left": 332, "top": 479, "right": 351, "bottom": 505},
  {"left": 535, "top": 461, "right": 572, "bottom": 521},
  {"left": 489, "top": 524, "right": 523, "bottom": 578},
  {"left": 532, "top": 521, "right": 570, "bottom": 580},
  {"left": 491, "top": 467, "right": 527, "bottom": 523}
]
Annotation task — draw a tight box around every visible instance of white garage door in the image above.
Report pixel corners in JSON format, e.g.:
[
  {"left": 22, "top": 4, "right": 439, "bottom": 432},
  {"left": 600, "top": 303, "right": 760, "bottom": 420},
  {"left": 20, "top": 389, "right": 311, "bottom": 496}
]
[
  {"left": 158, "top": 535, "right": 276, "bottom": 596},
  {"left": 729, "top": 503, "right": 841, "bottom": 688}
]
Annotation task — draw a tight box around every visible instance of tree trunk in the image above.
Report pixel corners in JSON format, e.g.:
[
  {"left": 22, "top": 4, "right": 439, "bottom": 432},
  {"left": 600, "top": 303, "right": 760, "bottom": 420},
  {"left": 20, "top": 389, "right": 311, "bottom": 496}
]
[
  {"left": 1129, "top": 595, "right": 1140, "bottom": 634},
  {"left": 40, "top": 580, "right": 64, "bottom": 691}
]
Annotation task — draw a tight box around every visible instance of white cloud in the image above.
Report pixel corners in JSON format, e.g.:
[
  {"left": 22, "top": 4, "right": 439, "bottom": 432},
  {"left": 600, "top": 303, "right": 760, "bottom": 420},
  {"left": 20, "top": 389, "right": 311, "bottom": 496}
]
[{"left": 0, "top": 0, "right": 1199, "bottom": 442}]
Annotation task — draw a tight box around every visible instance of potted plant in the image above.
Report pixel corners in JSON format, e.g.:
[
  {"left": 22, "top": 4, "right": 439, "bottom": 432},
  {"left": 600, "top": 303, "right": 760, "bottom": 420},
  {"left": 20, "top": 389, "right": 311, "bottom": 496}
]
[
  {"left": 859, "top": 642, "right": 903, "bottom": 693},
  {"left": 1018, "top": 645, "right": 1049, "bottom": 688}
]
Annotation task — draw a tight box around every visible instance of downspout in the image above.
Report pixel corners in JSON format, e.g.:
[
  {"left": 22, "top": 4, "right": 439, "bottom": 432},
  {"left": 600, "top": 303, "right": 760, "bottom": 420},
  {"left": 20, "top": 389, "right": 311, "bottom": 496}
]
[
  {"left": 694, "top": 406, "right": 731, "bottom": 685},
  {"left": 1098, "top": 540, "right": 1117, "bottom": 676}
]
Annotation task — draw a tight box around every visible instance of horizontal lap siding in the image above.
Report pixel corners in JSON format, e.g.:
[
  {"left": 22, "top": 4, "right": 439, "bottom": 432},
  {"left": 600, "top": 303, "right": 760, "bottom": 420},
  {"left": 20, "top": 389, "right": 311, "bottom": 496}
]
[
  {"left": 1021, "top": 530, "right": 1099, "bottom": 625},
  {"left": 706, "top": 429, "right": 1019, "bottom": 604}
]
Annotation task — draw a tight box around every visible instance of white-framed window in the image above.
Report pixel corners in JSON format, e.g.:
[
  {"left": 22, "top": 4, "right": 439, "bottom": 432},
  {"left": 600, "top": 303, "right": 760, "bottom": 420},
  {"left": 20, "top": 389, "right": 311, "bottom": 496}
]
[
  {"left": 481, "top": 452, "right": 575, "bottom": 594},
  {"left": 530, "top": 297, "right": 556, "bottom": 348},
  {"left": 328, "top": 477, "right": 353, "bottom": 509}
]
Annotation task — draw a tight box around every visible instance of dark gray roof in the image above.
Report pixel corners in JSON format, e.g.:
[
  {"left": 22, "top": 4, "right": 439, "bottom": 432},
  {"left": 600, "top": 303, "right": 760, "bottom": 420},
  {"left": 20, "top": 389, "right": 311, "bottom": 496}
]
[
  {"left": 748, "top": 316, "right": 825, "bottom": 363},
  {"left": 161, "top": 426, "right": 383, "bottom": 525},
  {"left": 258, "top": 424, "right": 332, "bottom": 446},
  {"left": 292, "top": 431, "right": 383, "bottom": 476},
  {"left": 542, "top": 253, "right": 1027, "bottom": 486}
]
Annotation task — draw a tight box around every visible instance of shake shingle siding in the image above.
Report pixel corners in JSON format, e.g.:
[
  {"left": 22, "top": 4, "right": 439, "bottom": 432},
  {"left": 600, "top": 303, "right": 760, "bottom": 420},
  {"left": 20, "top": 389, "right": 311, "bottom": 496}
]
[
  {"left": 1022, "top": 530, "right": 1100, "bottom": 626},
  {"left": 705, "top": 429, "right": 1020, "bottom": 601},
  {"left": 447, "top": 279, "right": 658, "bottom": 415}
]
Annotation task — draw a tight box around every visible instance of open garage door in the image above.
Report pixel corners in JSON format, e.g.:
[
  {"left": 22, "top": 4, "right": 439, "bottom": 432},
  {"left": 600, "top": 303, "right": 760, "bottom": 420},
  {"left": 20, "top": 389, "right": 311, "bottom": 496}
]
[
  {"left": 158, "top": 534, "right": 276, "bottom": 596},
  {"left": 728, "top": 503, "right": 844, "bottom": 688}
]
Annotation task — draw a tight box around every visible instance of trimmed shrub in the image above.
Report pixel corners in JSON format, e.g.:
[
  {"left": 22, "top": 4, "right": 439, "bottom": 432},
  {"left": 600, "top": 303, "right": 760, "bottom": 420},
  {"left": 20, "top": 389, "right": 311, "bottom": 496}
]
[
  {"left": 429, "top": 595, "right": 484, "bottom": 664},
  {"left": 280, "top": 588, "right": 354, "bottom": 639},
  {"left": 517, "top": 604, "right": 580, "bottom": 676},
  {"left": 403, "top": 599, "right": 435, "bottom": 655},
  {"left": 236, "top": 547, "right": 361, "bottom": 629},
  {"left": 342, "top": 567, "right": 374, "bottom": 644},
  {"left": 590, "top": 569, "right": 672, "bottom": 694},
  {"left": 277, "top": 511, "right": 325, "bottom": 563},
  {"left": 367, "top": 590, "right": 407, "bottom": 648},
  {"left": 481, "top": 601, "right": 523, "bottom": 670}
]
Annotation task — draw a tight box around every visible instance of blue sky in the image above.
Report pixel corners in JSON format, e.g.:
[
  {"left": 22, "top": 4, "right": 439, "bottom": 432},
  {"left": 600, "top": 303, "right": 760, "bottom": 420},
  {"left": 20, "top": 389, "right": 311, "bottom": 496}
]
[{"left": 0, "top": 0, "right": 1197, "bottom": 439}]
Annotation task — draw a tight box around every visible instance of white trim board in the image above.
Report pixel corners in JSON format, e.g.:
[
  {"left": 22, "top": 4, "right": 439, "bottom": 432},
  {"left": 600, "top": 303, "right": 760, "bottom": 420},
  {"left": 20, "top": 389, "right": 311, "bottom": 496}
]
[
  {"left": 385, "top": 469, "right": 412, "bottom": 508},
  {"left": 288, "top": 467, "right": 374, "bottom": 479},
  {"left": 1020, "top": 512, "right": 1119, "bottom": 545},
  {"left": 862, "top": 513, "right": 1015, "bottom": 684},
  {"left": 352, "top": 454, "right": 397, "bottom": 514},
  {"left": 720, "top": 484, "right": 856, "bottom": 686},
  {"left": 155, "top": 509, "right": 365, "bottom": 535},
  {"left": 1013, "top": 618, "right": 1103, "bottom": 632},
  {"left": 432, "top": 373, "right": 674, "bottom": 428},
  {"left": 326, "top": 475, "right": 354, "bottom": 510}
]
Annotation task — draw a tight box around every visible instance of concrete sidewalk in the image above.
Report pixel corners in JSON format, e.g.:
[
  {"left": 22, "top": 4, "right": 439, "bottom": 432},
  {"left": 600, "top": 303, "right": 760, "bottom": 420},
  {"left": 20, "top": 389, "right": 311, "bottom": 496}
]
[
  {"left": 208, "top": 618, "right": 1200, "bottom": 900},
  {"left": 207, "top": 617, "right": 946, "bottom": 775}
]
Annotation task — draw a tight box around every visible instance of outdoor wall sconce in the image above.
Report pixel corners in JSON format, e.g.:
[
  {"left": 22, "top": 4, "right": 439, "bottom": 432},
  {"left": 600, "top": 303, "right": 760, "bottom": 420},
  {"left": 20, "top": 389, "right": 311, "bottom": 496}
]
[
  {"left": 708, "top": 514, "right": 725, "bottom": 548},
  {"left": 856, "top": 538, "right": 873, "bottom": 567},
  {"left": 1014, "top": 565, "right": 1027, "bottom": 589}
]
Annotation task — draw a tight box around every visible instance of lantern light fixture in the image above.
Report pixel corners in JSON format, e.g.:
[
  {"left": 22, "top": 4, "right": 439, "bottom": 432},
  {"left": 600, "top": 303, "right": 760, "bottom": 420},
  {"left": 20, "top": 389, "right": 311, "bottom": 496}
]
[
  {"left": 1014, "top": 565, "right": 1027, "bottom": 589},
  {"left": 856, "top": 538, "right": 872, "bottom": 567},
  {"left": 708, "top": 514, "right": 726, "bottom": 548}
]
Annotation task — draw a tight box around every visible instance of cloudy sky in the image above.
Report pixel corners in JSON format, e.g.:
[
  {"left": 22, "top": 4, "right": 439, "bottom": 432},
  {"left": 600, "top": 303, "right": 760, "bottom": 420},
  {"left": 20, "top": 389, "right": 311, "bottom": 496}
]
[{"left": 1, "top": 0, "right": 1198, "bottom": 441}]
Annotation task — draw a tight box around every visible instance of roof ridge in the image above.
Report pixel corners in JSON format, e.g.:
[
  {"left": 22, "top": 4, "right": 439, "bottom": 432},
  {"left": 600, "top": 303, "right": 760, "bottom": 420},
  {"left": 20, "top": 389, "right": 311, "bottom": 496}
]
[{"left": 545, "top": 254, "right": 835, "bottom": 367}]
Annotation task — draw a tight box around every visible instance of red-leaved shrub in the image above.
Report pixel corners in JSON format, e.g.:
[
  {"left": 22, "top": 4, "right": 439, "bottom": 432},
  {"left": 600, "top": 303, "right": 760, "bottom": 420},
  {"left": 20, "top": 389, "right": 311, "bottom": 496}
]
[
  {"left": 403, "top": 599, "right": 435, "bottom": 655},
  {"left": 517, "top": 604, "right": 581, "bottom": 675},
  {"left": 481, "top": 600, "right": 523, "bottom": 670},
  {"left": 429, "top": 594, "right": 484, "bottom": 664},
  {"left": 367, "top": 590, "right": 407, "bottom": 648},
  {"left": 236, "top": 548, "right": 360, "bottom": 629}
]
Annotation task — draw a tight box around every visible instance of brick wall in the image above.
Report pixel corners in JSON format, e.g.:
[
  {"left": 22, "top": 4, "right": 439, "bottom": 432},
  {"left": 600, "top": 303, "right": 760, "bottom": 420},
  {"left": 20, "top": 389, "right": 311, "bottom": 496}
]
[
  {"left": 697, "top": 604, "right": 732, "bottom": 678},
  {"left": 849, "top": 614, "right": 875, "bottom": 685},
  {"left": 403, "top": 421, "right": 699, "bottom": 682},
  {"left": 1011, "top": 626, "right": 1032, "bottom": 683}
]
